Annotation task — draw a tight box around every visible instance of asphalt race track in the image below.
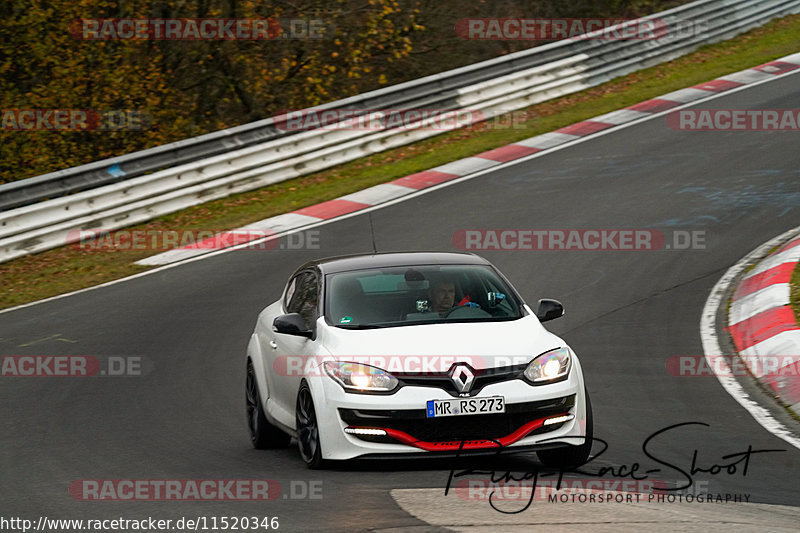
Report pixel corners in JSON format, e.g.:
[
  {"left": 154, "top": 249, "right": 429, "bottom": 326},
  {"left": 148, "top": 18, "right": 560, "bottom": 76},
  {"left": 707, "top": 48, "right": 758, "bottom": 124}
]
[{"left": 2, "top": 72, "right": 800, "bottom": 532}]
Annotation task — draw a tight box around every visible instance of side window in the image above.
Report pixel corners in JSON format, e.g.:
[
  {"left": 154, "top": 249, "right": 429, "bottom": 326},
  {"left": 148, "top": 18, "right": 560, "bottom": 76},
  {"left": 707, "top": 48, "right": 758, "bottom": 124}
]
[{"left": 286, "top": 271, "right": 319, "bottom": 329}]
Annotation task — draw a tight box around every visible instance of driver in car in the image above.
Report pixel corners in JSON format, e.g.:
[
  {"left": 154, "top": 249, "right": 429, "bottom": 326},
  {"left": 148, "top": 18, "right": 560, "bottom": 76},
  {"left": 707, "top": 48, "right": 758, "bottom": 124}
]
[
  {"left": 429, "top": 280, "right": 456, "bottom": 314},
  {"left": 428, "top": 279, "right": 480, "bottom": 315}
]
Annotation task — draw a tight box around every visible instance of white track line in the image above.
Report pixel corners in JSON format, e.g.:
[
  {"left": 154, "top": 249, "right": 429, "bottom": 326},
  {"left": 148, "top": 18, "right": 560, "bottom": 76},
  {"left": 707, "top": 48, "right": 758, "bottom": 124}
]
[{"left": 700, "top": 225, "right": 800, "bottom": 451}]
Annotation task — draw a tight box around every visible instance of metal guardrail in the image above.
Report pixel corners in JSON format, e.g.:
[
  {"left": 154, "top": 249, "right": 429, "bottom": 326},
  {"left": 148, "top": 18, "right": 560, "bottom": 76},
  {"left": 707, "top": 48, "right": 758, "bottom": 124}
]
[{"left": 1, "top": 0, "right": 798, "bottom": 263}]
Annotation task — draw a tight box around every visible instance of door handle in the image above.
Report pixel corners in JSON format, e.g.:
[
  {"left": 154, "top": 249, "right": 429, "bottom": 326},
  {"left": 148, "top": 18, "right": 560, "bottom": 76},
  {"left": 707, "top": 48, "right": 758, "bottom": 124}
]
[{"left": 269, "top": 340, "right": 278, "bottom": 350}]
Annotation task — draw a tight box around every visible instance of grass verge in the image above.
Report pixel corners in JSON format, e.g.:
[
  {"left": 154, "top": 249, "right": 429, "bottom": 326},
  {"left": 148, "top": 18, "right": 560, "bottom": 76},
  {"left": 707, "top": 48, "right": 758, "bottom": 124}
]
[{"left": 3, "top": 14, "right": 800, "bottom": 310}]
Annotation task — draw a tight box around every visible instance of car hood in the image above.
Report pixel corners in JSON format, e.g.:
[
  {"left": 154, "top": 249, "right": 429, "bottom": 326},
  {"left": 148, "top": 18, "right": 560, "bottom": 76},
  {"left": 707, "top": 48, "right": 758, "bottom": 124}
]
[{"left": 316, "top": 313, "right": 565, "bottom": 368}]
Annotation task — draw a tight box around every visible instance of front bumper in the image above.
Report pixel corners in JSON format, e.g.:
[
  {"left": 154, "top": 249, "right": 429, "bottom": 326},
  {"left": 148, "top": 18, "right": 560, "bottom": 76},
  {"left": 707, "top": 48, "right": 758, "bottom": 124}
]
[
  {"left": 309, "top": 360, "right": 587, "bottom": 460},
  {"left": 340, "top": 395, "right": 573, "bottom": 451}
]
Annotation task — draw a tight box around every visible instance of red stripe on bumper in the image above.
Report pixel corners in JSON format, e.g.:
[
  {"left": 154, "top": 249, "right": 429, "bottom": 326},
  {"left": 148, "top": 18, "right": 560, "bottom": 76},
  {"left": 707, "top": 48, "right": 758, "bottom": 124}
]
[{"left": 366, "top": 413, "right": 569, "bottom": 451}]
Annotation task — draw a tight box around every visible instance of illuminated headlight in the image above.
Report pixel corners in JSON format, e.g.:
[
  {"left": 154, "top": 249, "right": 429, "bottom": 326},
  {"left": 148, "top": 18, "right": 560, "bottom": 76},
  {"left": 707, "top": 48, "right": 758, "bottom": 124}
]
[
  {"left": 323, "top": 361, "right": 399, "bottom": 392},
  {"left": 524, "top": 347, "right": 571, "bottom": 383}
]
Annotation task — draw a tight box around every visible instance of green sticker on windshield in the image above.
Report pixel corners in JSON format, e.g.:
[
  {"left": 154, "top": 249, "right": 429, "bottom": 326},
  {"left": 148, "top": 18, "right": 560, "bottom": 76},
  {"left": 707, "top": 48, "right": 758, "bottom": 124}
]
[{"left": 340, "top": 316, "right": 353, "bottom": 324}]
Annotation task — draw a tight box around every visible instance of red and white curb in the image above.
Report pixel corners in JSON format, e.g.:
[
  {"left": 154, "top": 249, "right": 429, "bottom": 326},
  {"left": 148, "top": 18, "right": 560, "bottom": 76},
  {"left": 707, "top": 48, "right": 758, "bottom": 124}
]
[
  {"left": 728, "top": 236, "right": 800, "bottom": 414},
  {"left": 136, "top": 52, "right": 800, "bottom": 267}
]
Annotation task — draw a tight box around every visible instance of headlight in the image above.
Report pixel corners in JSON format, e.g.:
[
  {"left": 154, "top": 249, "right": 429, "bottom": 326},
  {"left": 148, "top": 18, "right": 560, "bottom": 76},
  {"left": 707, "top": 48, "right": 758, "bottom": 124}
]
[
  {"left": 323, "top": 361, "right": 399, "bottom": 392},
  {"left": 523, "top": 347, "right": 571, "bottom": 383}
]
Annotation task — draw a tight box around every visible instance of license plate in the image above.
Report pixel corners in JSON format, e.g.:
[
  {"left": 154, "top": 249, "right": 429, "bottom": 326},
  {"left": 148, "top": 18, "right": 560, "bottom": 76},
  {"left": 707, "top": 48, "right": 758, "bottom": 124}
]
[{"left": 426, "top": 396, "right": 505, "bottom": 418}]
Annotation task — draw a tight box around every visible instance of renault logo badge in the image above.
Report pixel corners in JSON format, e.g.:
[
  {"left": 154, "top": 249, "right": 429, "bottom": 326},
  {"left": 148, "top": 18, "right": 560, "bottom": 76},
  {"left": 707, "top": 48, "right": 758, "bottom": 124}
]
[{"left": 451, "top": 364, "right": 475, "bottom": 394}]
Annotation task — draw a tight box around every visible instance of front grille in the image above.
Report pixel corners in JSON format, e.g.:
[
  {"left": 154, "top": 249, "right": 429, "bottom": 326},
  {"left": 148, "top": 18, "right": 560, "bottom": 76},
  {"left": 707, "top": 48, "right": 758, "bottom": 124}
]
[
  {"left": 339, "top": 395, "right": 574, "bottom": 443},
  {"left": 395, "top": 362, "right": 527, "bottom": 397}
]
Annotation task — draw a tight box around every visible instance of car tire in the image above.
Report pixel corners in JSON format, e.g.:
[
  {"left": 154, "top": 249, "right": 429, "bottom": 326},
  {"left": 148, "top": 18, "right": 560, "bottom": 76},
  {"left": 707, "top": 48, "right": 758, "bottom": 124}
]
[
  {"left": 246, "top": 361, "right": 291, "bottom": 449},
  {"left": 537, "top": 387, "right": 593, "bottom": 469},
  {"left": 296, "top": 380, "right": 326, "bottom": 469}
]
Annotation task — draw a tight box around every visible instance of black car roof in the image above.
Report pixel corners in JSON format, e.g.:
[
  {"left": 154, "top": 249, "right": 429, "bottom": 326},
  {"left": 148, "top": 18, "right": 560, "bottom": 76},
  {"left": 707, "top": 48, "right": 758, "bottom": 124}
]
[{"left": 295, "top": 251, "right": 490, "bottom": 275}]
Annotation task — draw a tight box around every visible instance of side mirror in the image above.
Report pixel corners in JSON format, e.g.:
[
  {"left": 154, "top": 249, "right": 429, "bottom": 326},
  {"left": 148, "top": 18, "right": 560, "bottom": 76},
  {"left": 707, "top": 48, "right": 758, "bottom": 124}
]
[
  {"left": 536, "top": 299, "right": 564, "bottom": 322},
  {"left": 273, "top": 313, "right": 313, "bottom": 338}
]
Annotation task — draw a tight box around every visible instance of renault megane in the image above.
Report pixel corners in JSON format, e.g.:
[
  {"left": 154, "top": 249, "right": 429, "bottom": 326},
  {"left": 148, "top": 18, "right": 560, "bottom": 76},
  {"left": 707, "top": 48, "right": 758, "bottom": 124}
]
[{"left": 245, "top": 252, "right": 592, "bottom": 468}]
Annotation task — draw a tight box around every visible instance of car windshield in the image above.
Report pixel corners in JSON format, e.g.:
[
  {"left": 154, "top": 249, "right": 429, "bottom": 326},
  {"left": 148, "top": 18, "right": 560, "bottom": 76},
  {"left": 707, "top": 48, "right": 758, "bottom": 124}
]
[{"left": 325, "top": 264, "right": 523, "bottom": 328}]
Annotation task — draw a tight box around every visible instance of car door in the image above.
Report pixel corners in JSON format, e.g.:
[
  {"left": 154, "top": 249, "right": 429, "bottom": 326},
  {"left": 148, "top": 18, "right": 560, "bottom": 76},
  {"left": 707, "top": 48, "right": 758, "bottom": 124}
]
[{"left": 271, "top": 269, "right": 320, "bottom": 419}]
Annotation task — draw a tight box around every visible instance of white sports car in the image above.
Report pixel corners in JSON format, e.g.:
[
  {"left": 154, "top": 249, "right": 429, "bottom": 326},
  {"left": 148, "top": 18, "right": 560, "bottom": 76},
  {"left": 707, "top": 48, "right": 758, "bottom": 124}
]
[{"left": 245, "top": 252, "right": 592, "bottom": 468}]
